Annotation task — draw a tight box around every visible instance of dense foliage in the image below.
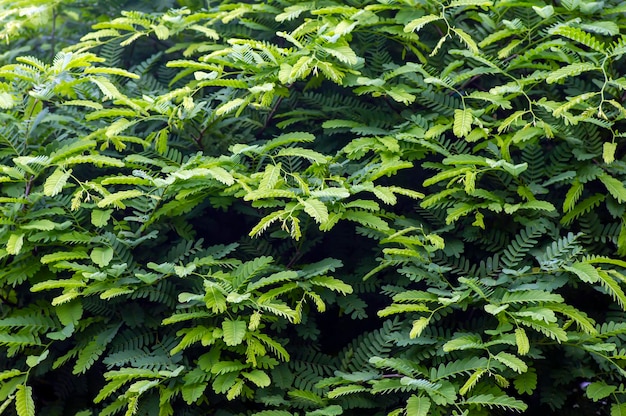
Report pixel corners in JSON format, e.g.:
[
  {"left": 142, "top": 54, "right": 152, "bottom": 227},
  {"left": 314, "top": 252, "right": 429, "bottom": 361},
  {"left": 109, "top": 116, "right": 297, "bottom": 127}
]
[{"left": 2, "top": 0, "right": 626, "bottom": 415}]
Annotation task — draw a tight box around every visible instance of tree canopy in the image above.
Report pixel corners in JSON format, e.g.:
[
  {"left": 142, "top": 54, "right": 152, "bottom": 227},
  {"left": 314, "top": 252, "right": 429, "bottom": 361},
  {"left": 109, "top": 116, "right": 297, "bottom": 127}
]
[{"left": 1, "top": 0, "right": 626, "bottom": 415}]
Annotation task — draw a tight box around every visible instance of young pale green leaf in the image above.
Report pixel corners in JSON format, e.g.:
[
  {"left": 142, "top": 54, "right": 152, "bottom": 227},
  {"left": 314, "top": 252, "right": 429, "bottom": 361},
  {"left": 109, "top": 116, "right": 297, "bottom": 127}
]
[
  {"left": 459, "top": 368, "right": 486, "bottom": 395},
  {"left": 84, "top": 67, "right": 139, "bottom": 79},
  {"left": 563, "top": 180, "right": 584, "bottom": 212},
  {"left": 97, "top": 190, "right": 144, "bottom": 208},
  {"left": 44, "top": 168, "right": 72, "bottom": 197},
  {"left": 15, "top": 385, "right": 34, "bottom": 416},
  {"left": 327, "top": 384, "right": 368, "bottom": 398},
  {"left": 453, "top": 109, "right": 473, "bottom": 138},
  {"left": 453, "top": 28, "right": 478, "bottom": 53},
  {"left": 26, "top": 350, "right": 49, "bottom": 368},
  {"left": 462, "top": 393, "right": 527, "bottom": 412},
  {"left": 242, "top": 370, "right": 271, "bottom": 387},
  {"left": 0, "top": 92, "right": 15, "bottom": 109},
  {"left": 604, "top": 142, "right": 617, "bottom": 164},
  {"left": 410, "top": 317, "right": 430, "bottom": 339},
  {"left": 309, "top": 276, "right": 353, "bottom": 294},
  {"left": 300, "top": 197, "right": 329, "bottom": 224},
  {"left": 91, "top": 209, "right": 113, "bottom": 228},
  {"left": 406, "top": 395, "right": 431, "bottom": 416},
  {"left": 19, "top": 220, "right": 59, "bottom": 231},
  {"left": 598, "top": 174, "right": 626, "bottom": 203},
  {"left": 448, "top": 0, "right": 493, "bottom": 6},
  {"left": 443, "top": 335, "right": 483, "bottom": 352},
  {"left": 222, "top": 319, "right": 247, "bottom": 346},
  {"left": 342, "top": 210, "right": 389, "bottom": 230},
  {"left": 404, "top": 14, "right": 441, "bottom": 33},
  {"left": 216, "top": 98, "right": 245, "bottom": 116},
  {"left": 322, "top": 44, "right": 358, "bottom": 65},
  {"left": 6, "top": 233, "right": 24, "bottom": 255},
  {"left": 546, "top": 62, "right": 598, "bottom": 84},
  {"left": 532, "top": 5, "right": 554, "bottom": 18},
  {"left": 515, "top": 328, "right": 530, "bottom": 355},
  {"left": 276, "top": 148, "right": 329, "bottom": 164},
  {"left": 259, "top": 163, "right": 282, "bottom": 190},
  {"left": 207, "top": 167, "right": 235, "bottom": 186},
  {"left": 0, "top": 369, "right": 23, "bottom": 382},
  {"left": 90, "top": 76, "right": 122, "bottom": 100},
  {"left": 493, "top": 352, "right": 527, "bottom": 373},
  {"left": 90, "top": 247, "right": 114, "bottom": 268},
  {"left": 249, "top": 210, "right": 285, "bottom": 238},
  {"left": 378, "top": 303, "right": 430, "bottom": 317}
]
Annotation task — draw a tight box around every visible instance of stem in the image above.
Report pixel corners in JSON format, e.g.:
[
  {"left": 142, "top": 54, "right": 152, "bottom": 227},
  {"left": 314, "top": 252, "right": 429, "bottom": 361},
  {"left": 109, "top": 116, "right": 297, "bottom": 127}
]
[
  {"left": 50, "top": 7, "right": 57, "bottom": 61},
  {"left": 257, "top": 95, "right": 285, "bottom": 139}
]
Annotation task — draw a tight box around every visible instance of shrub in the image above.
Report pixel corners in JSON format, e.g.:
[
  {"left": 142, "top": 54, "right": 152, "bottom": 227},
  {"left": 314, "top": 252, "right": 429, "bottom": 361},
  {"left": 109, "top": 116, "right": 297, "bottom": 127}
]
[{"left": 1, "top": 0, "right": 626, "bottom": 415}]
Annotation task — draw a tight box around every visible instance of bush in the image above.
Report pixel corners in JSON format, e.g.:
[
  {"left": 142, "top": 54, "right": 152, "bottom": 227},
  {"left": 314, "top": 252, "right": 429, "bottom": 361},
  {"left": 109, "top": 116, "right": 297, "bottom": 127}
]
[{"left": 1, "top": 0, "right": 626, "bottom": 415}]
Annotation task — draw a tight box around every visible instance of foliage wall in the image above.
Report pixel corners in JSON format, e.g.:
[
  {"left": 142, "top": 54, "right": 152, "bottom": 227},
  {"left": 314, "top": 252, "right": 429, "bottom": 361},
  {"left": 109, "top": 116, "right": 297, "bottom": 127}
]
[{"left": 2, "top": 0, "right": 626, "bottom": 415}]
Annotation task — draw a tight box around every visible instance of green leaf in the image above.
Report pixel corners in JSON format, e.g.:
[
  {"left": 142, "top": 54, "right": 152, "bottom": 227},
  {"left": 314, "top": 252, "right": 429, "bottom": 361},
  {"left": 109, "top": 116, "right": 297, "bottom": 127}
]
[
  {"left": 306, "top": 405, "right": 343, "bottom": 416},
  {"left": 604, "top": 142, "right": 617, "bottom": 164},
  {"left": 586, "top": 381, "right": 617, "bottom": 401},
  {"left": 56, "top": 301, "right": 83, "bottom": 326},
  {"left": 311, "top": 187, "right": 350, "bottom": 200},
  {"left": 342, "top": 210, "right": 389, "bottom": 230},
  {"left": 222, "top": 319, "right": 246, "bottom": 346},
  {"left": 406, "top": 395, "right": 430, "bottom": 416},
  {"left": 249, "top": 210, "right": 285, "bottom": 238},
  {"left": 26, "top": 350, "right": 49, "bottom": 368},
  {"left": 91, "top": 209, "right": 113, "bottom": 227},
  {"left": 323, "top": 44, "right": 358, "bottom": 65},
  {"left": 410, "top": 317, "right": 430, "bottom": 339},
  {"left": 90, "top": 247, "right": 114, "bottom": 268},
  {"left": 453, "top": 28, "right": 478, "bottom": 53},
  {"left": 515, "top": 328, "right": 530, "bottom": 355},
  {"left": 327, "top": 384, "right": 368, "bottom": 398},
  {"left": 448, "top": 0, "right": 493, "bottom": 6},
  {"left": 532, "top": 5, "right": 554, "bottom": 18},
  {"left": 462, "top": 393, "right": 527, "bottom": 412},
  {"left": 44, "top": 168, "right": 72, "bottom": 197},
  {"left": 563, "top": 180, "right": 584, "bottom": 212},
  {"left": 181, "top": 382, "right": 208, "bottom": 405},
  {"left": 242, "top": 370, "right": 271, "bottom": 387},
  {"left": 612, "top": 403, "right": 626, "bottom": 416},
  {"left": 207, "top": 167, "right": 235, "bottom": 186},
  {"left": 493, "top": 352, "right": 527, "bottom": 373},
  {"left": 301, "top": 198, "right": 329, "bottom": 224},
  {"left": 15, "top": 385, "right": 34, "bottom": 416},
  {"left": 216, "top": 98, "right": 245, "bottom": 116},
  {"left": 259, "top": 163, "right": 282, "bottom": 190},
  {"left": 599, "top": 174, "right": 626, "bottom": 203},
  {"left": 561, "top": 194, "right": 605, "bottom": 225},
  {"left": 97, "top": 190, "right": 144, "bottom": 208},
  {"left": 6, "top": 233, "right": 24, "bottom": 255},
  {"left": 564, "top": 262, "right": 600, "bottom": 283},
  {"left": 378, "top": 303, "right": 429, "bottom": 317},
  {"left": 0, "top": 92, "right": 15, "bottom": 109},
  {"left": 309, "top": 276, "right": 353, "bottom": 294},
  {"left": 277, "top": 148, "right": 329, "bottom": 164},
  {"left": 453, "top": 109, "right": 473, "bottom": 138},
  {"left": 546, "top": 62, "right": 598, "bottom": 84},
  {"left": 443, "top": 335, "right": 482, "bottom": 352},
  {"left": 404, "top": 14, "right": 441, "bottom": 33},
  {"left": 513, "top": 368, "right": 537, "bottom": 395},
  {"left": 20, "top": 220, "right": 59, "bottom": 231}
]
